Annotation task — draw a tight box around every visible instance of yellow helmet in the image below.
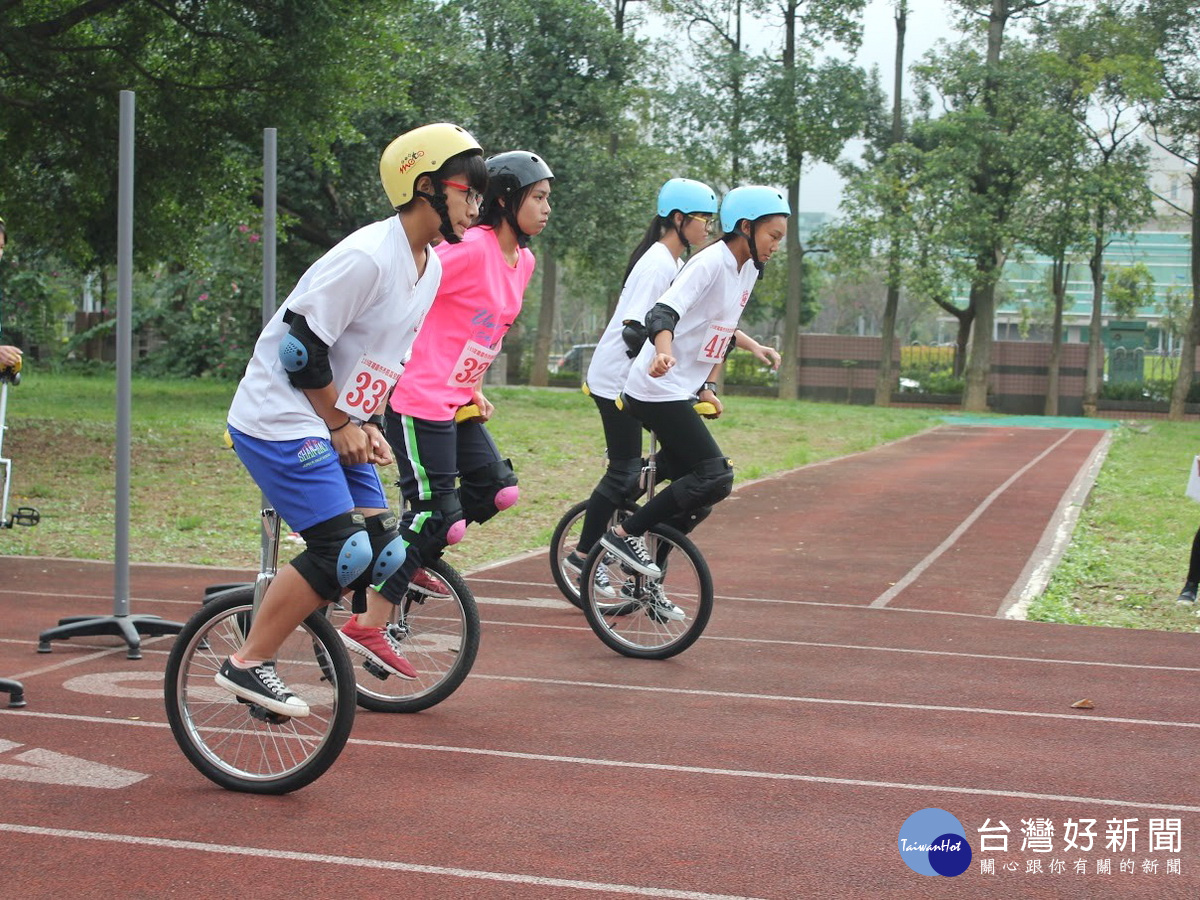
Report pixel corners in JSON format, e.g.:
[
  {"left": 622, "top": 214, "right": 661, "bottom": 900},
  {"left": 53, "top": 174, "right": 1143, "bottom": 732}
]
[{"left": 379, "top": 123, "right": 483, "bottom": 209}]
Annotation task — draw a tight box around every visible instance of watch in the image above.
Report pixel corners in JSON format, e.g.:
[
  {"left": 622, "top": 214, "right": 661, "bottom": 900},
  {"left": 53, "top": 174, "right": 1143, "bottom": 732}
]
[{"left": 701, "top": 381, "right": 718, "bottom": 395}]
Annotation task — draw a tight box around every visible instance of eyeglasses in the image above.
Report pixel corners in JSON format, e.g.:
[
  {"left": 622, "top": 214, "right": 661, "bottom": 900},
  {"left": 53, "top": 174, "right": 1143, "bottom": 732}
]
[
  {"left": 442, "top": 180, "right": 483, "bottom": 207},
  {"left": 687, "top": 213, "right": 714, "bottom": 227}
]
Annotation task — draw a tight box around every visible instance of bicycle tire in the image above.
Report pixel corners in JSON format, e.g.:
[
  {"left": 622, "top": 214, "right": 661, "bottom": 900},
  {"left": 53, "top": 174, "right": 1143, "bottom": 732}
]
[
  {"left": 164, "top": 587, "right": 356, "bottom": 794},
  {"left": 327, "top": 559, "right": 480, "bottom": 714},
  {"left": 580, "top": 523, "right": 713, "bottom": 659}
]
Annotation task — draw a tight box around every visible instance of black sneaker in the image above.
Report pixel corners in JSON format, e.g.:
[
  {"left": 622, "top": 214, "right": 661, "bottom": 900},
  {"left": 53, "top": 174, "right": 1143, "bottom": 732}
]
[
  {"left": 1178, "top": 581, "right": 1198, "bottom": 605},
  {"left": 215, "top": 658, "right": 310, "bottom": 718},
  {"left": 640, "top": 580, "right": 686, "bottom": 623},
  {"left": 565, "top": 550, "right": 617, "bottom": 598},
  {"left": 599, "top": 531, "right": 662, "bottom": 578}
]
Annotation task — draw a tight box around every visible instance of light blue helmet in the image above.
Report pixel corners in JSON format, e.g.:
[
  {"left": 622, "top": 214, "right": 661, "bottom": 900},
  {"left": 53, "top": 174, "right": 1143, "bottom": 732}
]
[
  {"left": 718, "top": 185, "right": 790, "bottom": 234},
  {"left": 656, "top": 178, "right": 718, "bottom": 218}
]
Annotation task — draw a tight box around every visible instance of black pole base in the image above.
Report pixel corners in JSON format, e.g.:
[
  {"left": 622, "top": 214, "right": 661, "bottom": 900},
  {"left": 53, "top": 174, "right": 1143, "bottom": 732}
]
[
  {"left": 37, "top": 614, "right": 185, "bottom": 660},
  {"left": 0, "top": 677, "right": 25, "bottom": 708}
]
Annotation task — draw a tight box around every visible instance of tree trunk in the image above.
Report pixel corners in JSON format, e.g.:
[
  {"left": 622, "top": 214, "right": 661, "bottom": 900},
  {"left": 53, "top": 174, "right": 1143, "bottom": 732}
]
[
  {"left": 1083, "top": 231, "right": 1105, "bottom": 416},
  {"left": 1169, "top": 151, "right": 1200, "bottom": 420},
  {"left": 1045, "top": 257, "right": 1066, "bottom": 416},
  {"left": 962, "top": 271, "right": 995, "bottom": 412},
  {"left": 875, "top": 0, "right": 907, "bottom": 407},
  {"left": 779, "top": 179, "right": 805, "bottom": 401},
  {"left": 530, "top": 252, "right": 558, "bottom": 387}
]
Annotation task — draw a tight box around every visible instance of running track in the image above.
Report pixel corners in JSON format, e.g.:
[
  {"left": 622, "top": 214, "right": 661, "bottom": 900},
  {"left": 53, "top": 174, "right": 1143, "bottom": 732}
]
[{"left": 1, "top": 422, "right": 1197, "bottom": 898}]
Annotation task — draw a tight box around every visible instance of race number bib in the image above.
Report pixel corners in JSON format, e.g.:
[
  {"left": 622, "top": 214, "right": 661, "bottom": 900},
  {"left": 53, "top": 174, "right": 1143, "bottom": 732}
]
[
  {"left": 335, "top": 354, "right": 402, "bottom": 419},
  {"left": 447, "top": 340, "right": 500, "bottom": 389},
  {"left": 698, "top": 322, "right": 735, "bottom": 363}
]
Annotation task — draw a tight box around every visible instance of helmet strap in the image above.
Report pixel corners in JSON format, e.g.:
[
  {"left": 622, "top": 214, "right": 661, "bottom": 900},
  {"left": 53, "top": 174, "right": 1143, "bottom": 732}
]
[
  {"left": 744, "top": 221, "right": 765, "bottom": 281},
  {"left": 499, "top": 194, "right": 531, "bottom": 248},
  {"left": 413, "top": 187, "right": 462, "bottom": 244},
  {"left": 670, "top": 213, "right": 690, "bottom": 254}
]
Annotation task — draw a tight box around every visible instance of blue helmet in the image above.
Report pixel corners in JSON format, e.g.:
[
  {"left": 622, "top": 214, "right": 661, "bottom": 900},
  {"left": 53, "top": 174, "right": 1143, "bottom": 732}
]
[
  {"left": 656, "top": 178, "right": 718, "bottom": 217},
  {"left": 719, "top": 186, "right": 790, "bottom": 234}
]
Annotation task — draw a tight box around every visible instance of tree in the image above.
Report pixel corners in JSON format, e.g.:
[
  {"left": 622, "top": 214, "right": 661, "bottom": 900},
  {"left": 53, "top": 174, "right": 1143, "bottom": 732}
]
[
  {"left": 751, "top": 0, "right": 873, "bottom": 400},
  {"left": 453, "top": 0, "right": 649, "bottom": 385},
  {"left": 1136, "top": 0, "right": 1200, "bottom": 419},
  {"left": 0, "top": 0, "right": 398, "bottom": 271}
]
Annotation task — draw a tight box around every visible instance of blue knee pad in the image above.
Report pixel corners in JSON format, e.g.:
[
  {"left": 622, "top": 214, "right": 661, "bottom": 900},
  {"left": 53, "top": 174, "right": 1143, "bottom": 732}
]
[
  {"left": 364, "top": 512, "right": 407, "bottom": 585},
  {"left": 292, "top": 512, "right": 373, "bottom": 601}
]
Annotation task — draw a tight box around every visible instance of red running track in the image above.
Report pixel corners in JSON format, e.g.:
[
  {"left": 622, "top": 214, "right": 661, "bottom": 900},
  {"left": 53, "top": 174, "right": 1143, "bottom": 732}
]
[{"left": 1, "top": 422, "right": 1197, "bottom": 898}]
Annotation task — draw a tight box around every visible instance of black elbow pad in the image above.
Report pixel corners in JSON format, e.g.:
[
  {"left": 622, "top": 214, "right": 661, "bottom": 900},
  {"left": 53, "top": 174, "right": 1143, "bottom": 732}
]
[
  {"left": 644, "top": 303, "right": 680, "bottom": 342},
  {"left": 621, "top": 321, "right": 648, "bottom": 358},
  {"left": 278, "top": 311, "right": 333, "bottom": 390},
  {"left": 725, "top": 333, "right": 738, "bottom": 359}
]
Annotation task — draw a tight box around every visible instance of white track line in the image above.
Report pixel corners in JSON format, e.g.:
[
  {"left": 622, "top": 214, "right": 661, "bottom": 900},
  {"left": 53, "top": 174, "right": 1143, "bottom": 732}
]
[
  {"left": 870, "top": 431, "right": 1076, "bottom": 608},
  {"left": 3, "top": 708, "right": 1196, "bottom": 815},
  {"left": 0, "top": 823, "right": 760, "bottom": 900}
]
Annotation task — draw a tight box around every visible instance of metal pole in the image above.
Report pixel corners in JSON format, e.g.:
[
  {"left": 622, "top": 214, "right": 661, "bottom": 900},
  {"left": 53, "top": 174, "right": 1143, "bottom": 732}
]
[
  {"left": 261, "top": 129, "right": 277, "bottom": 556},
  {"left": 114, "top": 89, "right": 134, "bottom": 617},
  {"left": 262, "top": 128, "right": 277, "bottom": 327}
]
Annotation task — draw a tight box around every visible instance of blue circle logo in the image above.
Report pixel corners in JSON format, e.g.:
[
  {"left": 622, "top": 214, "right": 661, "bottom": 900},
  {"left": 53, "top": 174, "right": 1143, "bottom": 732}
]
[{"left": 898, "top": 808, "right": 972, "bottom": 877}]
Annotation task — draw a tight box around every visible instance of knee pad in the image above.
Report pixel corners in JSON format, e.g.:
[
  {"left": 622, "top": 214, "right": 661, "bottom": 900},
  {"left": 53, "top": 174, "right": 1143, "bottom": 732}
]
[
  {"left": 363, "top": 512, "right": 407, "bottom": 586},
  {"left": 292, "top": 512, "right": 373, "bottom": 601},
  {"left": 672, "top": 457, "right": 733, "bottom": 511},
  {"left": 402, "top": 492, "right": 465, "bottom": 562},
  {"left": 460, "top": 458, "right": 518, "bottom": 524},
  {"left": 595, "top": 456, "right": 642, "bottom": 507}
]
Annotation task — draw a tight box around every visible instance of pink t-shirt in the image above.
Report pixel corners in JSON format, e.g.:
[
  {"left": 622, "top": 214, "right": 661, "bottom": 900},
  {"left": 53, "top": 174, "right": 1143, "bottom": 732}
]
[{"left": 390, "top": 225, "right": 535, "bottom": 420}]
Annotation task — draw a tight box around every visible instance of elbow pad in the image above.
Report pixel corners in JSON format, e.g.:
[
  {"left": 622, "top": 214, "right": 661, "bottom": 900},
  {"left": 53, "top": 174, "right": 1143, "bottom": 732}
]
[
  {"left": 725, "top": 333, "right": 738, "bottom": 359},
  {"left": 621, "top": 321, "right": 648, "bottom": 359},
  {"left": 278, "top": 311, "right": 333, "bottom": 390},
  {"left": 644, "top": 303, "right": 680, "bottom": 343}
]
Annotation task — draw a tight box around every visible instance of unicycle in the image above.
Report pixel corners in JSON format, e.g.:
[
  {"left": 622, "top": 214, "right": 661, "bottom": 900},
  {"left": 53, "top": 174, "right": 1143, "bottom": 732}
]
[
  {"left": 549, "top": 499, "right": 637, "bottom": 611},
  {"left": 579, "top": 411, "right": 715, "bottom": 659},
  {"left": 164, "top": 509, "right": 356, "bottom": 794},
  {"left": 324, "top": 557, "right": 480, "bottom": 713}
]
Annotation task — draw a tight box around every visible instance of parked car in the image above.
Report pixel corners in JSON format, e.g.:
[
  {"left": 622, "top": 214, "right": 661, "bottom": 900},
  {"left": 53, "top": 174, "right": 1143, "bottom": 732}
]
[{"left": 551, "top": 343, "right": 598, "bottom": 374}]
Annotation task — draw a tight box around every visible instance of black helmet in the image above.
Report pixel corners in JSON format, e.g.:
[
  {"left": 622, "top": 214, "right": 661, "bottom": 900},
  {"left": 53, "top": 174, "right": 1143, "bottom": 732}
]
[{"left": 485, "top": 151, "right": 554, "bottom": 202}]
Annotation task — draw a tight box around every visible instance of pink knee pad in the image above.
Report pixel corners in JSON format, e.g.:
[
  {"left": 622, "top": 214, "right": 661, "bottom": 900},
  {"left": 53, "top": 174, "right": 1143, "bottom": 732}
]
[
  {"left": 446, "top": 519, "right": 468, "bottom": 545},
  {"left": 494, "top": 485, "right": 519, "bottom": 511}
]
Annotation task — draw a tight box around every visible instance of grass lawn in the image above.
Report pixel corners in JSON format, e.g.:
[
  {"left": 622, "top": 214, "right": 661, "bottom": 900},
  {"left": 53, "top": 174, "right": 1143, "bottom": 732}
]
[
  {"left": 0, "top": 373, "right": 938, "bottom": 574},
  {"left": 6, "top": 372, "right": 1195, "bottom": 634}
]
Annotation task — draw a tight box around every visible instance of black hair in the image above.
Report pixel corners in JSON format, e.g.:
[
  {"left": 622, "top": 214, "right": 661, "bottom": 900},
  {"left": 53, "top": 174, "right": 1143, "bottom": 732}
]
[{"left": 622, "top": 215, "right": 672, "bottom": 284}]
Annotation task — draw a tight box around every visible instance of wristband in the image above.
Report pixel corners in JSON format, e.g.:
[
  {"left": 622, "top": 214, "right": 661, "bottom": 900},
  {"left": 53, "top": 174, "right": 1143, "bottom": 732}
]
[
  {"left": 701, "top": 381, "right": 718, "bottom": 395},
  {"left": 365, "top": 414, "right": 384, "bottom": 429},
  {"left": 329, "top": 418, "right": 353, "bottom": 433}
]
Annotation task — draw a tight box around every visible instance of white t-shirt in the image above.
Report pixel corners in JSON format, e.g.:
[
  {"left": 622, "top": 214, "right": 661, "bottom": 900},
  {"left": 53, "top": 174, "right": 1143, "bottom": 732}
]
[
  {"left": 586, "top": 241, "right": 681, "bottom": 400},
  {"left": 228, "top": 216, "right": 441, "bottom": 441},
  {"left": 623, "top": 240, "right": 757, "bottom": 403}
]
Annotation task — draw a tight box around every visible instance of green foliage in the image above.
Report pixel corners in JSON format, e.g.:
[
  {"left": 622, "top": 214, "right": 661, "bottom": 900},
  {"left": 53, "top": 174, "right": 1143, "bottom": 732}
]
[{"left": 1106, "top": 261, "right": 1156, "bottom": 318}]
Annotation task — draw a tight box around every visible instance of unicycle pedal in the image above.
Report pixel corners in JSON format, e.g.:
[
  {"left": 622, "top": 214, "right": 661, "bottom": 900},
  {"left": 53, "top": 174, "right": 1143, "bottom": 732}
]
[
  {"left": 7, "top": 507, "right": 39, "bottom": 527},
  {"left": 239, "top": 697, "right": 293, "bottom": 725},
  {"left": 361, "top": 658, "right": 391, "bottom": 681}
]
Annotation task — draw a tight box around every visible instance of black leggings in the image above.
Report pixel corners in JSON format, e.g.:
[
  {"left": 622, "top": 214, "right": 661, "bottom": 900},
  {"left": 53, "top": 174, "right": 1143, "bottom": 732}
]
[
  {"left": 1187, "top": 526, "right": 1200, "bottom": 583},
  {"left": 577, "top": 395, "right": 644, "bottom": 552},
  {"left": 618, "top": 395, "right": 724, "bottom": 538}
]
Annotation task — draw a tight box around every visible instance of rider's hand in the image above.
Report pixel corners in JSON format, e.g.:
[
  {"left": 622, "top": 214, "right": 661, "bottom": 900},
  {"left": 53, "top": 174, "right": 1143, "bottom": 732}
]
[
  {"left": 698, "top": 391, "right": 722, "bottom": 419},
  {"left": 648, "top": 352, "right": 676, "bottom": 378},
  {"left": 752, "top": 344, "right": 781, "bottom": 370},
  {"left": 471, "top": 390, "right": 495, "bottom": 422},
  {"left": 330, "top": 422, "right": 372, "bottom": 465},
  {"left": 362, "top": 423, "right": 393, "bottom": 466}
]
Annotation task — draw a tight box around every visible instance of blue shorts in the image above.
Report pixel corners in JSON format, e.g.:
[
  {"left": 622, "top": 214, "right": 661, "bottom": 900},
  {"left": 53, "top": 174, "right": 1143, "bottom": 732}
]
[{"left": 227, "top": 425, "right": 388, "bottom": 533}]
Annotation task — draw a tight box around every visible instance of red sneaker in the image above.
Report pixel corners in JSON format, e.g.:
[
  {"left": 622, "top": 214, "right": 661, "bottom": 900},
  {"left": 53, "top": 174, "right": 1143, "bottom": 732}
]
[
  {"left": 409, "top": 568, "right": 451, "bottom": 598},
  {"left": 338, "top": 615, "right": 417, "bottom": 679}
]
